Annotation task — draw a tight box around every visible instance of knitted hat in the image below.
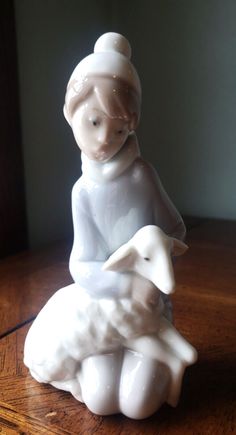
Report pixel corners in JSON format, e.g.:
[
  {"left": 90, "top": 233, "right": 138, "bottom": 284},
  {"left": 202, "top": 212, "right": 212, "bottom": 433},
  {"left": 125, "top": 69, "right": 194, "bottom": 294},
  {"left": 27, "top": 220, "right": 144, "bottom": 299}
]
[{"left": 64, "top": 33, "right": 141, "bottom": 122}]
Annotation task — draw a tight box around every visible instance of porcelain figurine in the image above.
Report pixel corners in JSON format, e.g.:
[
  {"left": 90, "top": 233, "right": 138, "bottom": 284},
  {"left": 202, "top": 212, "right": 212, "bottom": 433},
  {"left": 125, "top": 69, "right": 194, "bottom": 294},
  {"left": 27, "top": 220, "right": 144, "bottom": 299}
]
[{"left": 24, "top": 32, "right": 197, "bottom": 419}]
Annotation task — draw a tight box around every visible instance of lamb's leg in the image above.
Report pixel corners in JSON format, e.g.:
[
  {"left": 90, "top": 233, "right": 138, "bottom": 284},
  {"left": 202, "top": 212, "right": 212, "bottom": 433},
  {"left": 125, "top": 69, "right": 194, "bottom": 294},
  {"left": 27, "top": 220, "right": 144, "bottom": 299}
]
[{"left": 158, "top": 316, "right": 198, "bottom": 364}]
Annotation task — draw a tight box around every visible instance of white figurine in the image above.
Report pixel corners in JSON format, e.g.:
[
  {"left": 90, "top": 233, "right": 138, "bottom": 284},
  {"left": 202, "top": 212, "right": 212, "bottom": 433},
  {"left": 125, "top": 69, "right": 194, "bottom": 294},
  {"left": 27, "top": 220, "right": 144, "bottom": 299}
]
[{"left": 24, "top": 32, "right": 197, "bottom": 419}]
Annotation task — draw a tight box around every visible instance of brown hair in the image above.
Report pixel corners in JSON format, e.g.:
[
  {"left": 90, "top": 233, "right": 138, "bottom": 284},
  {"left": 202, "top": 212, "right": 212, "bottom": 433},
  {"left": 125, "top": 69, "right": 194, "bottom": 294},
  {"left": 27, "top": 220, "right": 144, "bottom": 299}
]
[{"left": 64, "top": 75, "right": 141, "bottom": 130}]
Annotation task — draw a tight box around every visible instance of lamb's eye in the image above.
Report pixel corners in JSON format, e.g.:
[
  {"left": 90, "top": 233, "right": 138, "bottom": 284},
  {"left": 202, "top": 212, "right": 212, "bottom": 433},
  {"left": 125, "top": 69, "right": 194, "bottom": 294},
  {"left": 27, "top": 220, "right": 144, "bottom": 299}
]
[
  {"left": 144, "top": 257, "right": 150, "bottom": 261},
  {"left": 92, "top": 120, "right": 98, "bottom": 126},
  {"left": 117, "top": 129, "right": 123, "bottom": 134}
]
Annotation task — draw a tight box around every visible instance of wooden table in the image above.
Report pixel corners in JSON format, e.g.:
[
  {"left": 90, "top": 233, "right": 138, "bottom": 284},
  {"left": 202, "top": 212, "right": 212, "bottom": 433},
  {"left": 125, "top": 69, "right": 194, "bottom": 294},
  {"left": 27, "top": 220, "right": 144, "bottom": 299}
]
[{"left": 0, "top": 219, "right": 235, "bottom": 434}]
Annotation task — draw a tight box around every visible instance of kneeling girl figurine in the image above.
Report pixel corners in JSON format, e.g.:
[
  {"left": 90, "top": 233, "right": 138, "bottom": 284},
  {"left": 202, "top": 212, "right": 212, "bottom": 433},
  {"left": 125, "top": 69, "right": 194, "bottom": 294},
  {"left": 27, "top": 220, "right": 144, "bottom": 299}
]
[{"left": 24, "top": 32, "right": 197, "bottom": 419}]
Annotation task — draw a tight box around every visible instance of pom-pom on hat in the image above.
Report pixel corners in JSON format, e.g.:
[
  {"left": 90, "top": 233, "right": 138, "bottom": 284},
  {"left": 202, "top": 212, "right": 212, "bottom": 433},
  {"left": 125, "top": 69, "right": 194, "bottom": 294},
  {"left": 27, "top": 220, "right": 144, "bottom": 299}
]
[
  {"left": 94, "top": 32, "right": 132, "bottom": 59},
  {"left": 68, "top": 32, "right": 140, "bottom": 95},
  {"left": 64, "top": 33, "right": 141, "bottom": 123}
]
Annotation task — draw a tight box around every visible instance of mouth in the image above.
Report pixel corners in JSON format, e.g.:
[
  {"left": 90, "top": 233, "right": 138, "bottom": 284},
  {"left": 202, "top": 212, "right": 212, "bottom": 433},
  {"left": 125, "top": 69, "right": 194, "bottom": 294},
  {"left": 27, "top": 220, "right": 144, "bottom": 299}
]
[
  {"left": 93, "top": 146, "right": 114, "bottom": 162},
  {"left": 94, "top": 151, "right": 110, "bottom": 162}
]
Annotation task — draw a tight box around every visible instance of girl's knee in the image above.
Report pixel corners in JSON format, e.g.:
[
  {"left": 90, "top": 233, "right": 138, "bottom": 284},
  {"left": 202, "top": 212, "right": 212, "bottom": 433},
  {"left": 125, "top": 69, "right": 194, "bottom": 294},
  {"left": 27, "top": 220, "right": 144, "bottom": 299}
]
[
  {"left": 79, "top": 352, "right": 122, "bottom": 415},
  {"left": 119, "top": 350, "right": 170, "bottom": 419}
]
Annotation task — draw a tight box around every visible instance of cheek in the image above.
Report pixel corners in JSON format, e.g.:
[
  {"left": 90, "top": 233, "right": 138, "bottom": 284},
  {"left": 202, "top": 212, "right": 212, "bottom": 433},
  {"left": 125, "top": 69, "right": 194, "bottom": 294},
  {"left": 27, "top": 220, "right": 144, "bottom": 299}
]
[
  {"left": 76, "top": 132, "right": 91, "bottom": 152},
  {"left": 72, "top": 126, "right": 82, "bottom": 146},
  {"left": 116, "top": 133, "right": 129, "bottom": 149},
  {"left": 71, "top": 118, "right": 89, "bottom": 148}
]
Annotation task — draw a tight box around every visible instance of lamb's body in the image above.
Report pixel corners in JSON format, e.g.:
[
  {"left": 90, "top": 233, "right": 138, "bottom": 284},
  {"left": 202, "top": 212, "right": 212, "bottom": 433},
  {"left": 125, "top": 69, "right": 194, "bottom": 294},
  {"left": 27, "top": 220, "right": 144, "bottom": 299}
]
[
  {"left": 24, "top": 226, "right": 197, "bottom": 409},
  {"left": 24, "top": 282, "right": 163, "bottom": 380}
]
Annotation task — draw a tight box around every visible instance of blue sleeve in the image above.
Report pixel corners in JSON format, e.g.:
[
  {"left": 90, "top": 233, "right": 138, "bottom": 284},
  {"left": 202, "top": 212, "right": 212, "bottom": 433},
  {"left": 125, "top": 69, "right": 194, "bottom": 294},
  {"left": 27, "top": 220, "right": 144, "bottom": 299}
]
[
  {"left": 144, "top": 162, "right": 186, "bottom": 240},
  {"left": 69, "top": 181, "right": 131, "bottom": 296}
]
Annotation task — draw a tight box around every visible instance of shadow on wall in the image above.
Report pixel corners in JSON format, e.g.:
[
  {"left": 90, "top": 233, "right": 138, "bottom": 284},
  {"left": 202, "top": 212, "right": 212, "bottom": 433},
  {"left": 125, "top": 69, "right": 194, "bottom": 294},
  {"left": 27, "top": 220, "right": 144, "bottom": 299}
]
[{"left": 112, "top": 0, "right": 236, "bottom": 220}]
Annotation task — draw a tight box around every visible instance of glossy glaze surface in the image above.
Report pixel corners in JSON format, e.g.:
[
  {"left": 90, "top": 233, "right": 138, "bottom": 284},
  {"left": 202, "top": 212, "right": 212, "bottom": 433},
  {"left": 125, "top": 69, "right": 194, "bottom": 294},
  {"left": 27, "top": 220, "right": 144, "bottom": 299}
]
[{"left": 24, "top": 32, "right": 197, "bottom": 419}]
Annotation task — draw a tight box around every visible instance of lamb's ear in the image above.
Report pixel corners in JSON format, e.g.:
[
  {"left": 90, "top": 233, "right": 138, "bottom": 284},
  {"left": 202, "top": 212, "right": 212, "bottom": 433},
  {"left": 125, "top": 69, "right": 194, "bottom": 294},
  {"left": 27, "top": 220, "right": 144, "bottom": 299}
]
[
  {"left": 103, "top": 244, "right": 137, "bottom": 272},
  {"left": 172, "top": 238, "right": 188, "bottom": 256}
]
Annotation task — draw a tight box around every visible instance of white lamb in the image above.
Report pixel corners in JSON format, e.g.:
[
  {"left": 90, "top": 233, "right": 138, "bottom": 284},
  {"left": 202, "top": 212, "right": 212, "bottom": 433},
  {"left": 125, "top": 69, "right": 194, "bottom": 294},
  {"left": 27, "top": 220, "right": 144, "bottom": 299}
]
[
  {"left": 24, "top": 225, "right": 197, "bottom": 408},
  {"left": 103, "top": 225, "right": 197, "bottom": 405}
]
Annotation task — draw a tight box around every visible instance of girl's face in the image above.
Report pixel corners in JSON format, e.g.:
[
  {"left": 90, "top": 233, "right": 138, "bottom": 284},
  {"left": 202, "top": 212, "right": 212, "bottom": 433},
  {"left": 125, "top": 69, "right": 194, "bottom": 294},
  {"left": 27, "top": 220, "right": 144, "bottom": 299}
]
[{"left": 71, "top": 93, "right": 130, "bottom": 162}]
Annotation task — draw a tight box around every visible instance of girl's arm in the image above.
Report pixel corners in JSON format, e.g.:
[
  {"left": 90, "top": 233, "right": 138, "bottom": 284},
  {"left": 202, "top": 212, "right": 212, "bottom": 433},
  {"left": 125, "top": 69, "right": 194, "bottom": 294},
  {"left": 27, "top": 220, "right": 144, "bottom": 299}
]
[
  {"left": 145, "top": 163, "right": 186, "bottom": 321},
  {"left": 69, "top": 181, "right": 131, "bottom": 297},
  {"left": 146, "top": 163, "right": 186, "bottom": 240}
]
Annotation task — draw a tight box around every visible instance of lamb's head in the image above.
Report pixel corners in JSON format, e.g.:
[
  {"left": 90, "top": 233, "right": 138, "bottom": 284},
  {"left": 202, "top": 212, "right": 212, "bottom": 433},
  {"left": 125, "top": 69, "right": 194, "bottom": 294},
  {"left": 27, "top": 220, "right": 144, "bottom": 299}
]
[{"left": 103, "top": 225, "right": 188, "bottom": 294}]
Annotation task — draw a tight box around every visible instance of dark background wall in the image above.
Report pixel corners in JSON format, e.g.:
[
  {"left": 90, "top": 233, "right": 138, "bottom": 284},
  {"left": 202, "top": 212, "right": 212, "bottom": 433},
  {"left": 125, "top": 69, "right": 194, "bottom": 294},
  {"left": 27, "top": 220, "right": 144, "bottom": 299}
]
[{"left": 14, "top": 0, "right": 236, "bottom": 247}]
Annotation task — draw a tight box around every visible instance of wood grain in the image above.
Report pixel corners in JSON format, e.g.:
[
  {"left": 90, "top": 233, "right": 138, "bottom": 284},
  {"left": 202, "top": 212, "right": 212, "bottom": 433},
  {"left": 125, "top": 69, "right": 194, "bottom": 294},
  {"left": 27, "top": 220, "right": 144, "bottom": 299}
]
[
  {"left": 0, "top": 242, "right": 72, "bottom": 337},
  {"left": 0, "top": 219, "right": 235, "bottom": 433}
]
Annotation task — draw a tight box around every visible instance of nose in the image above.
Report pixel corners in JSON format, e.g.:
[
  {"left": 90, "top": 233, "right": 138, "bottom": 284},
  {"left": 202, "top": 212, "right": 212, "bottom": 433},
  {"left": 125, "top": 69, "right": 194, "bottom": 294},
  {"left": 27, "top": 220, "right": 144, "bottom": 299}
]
[{"left": 97, "top": 127, "right": 110, "bottom": 146}]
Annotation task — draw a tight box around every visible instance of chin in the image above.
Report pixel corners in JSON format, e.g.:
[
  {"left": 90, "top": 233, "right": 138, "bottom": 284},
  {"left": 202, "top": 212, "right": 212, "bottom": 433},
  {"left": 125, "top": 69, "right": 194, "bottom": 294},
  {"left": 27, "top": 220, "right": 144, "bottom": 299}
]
[
  {"left": 98, "top": 156, "right": 112, "bottom": 163},
  {"left": 93, "top": 152, "right": 113, "bottom": 162}
]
